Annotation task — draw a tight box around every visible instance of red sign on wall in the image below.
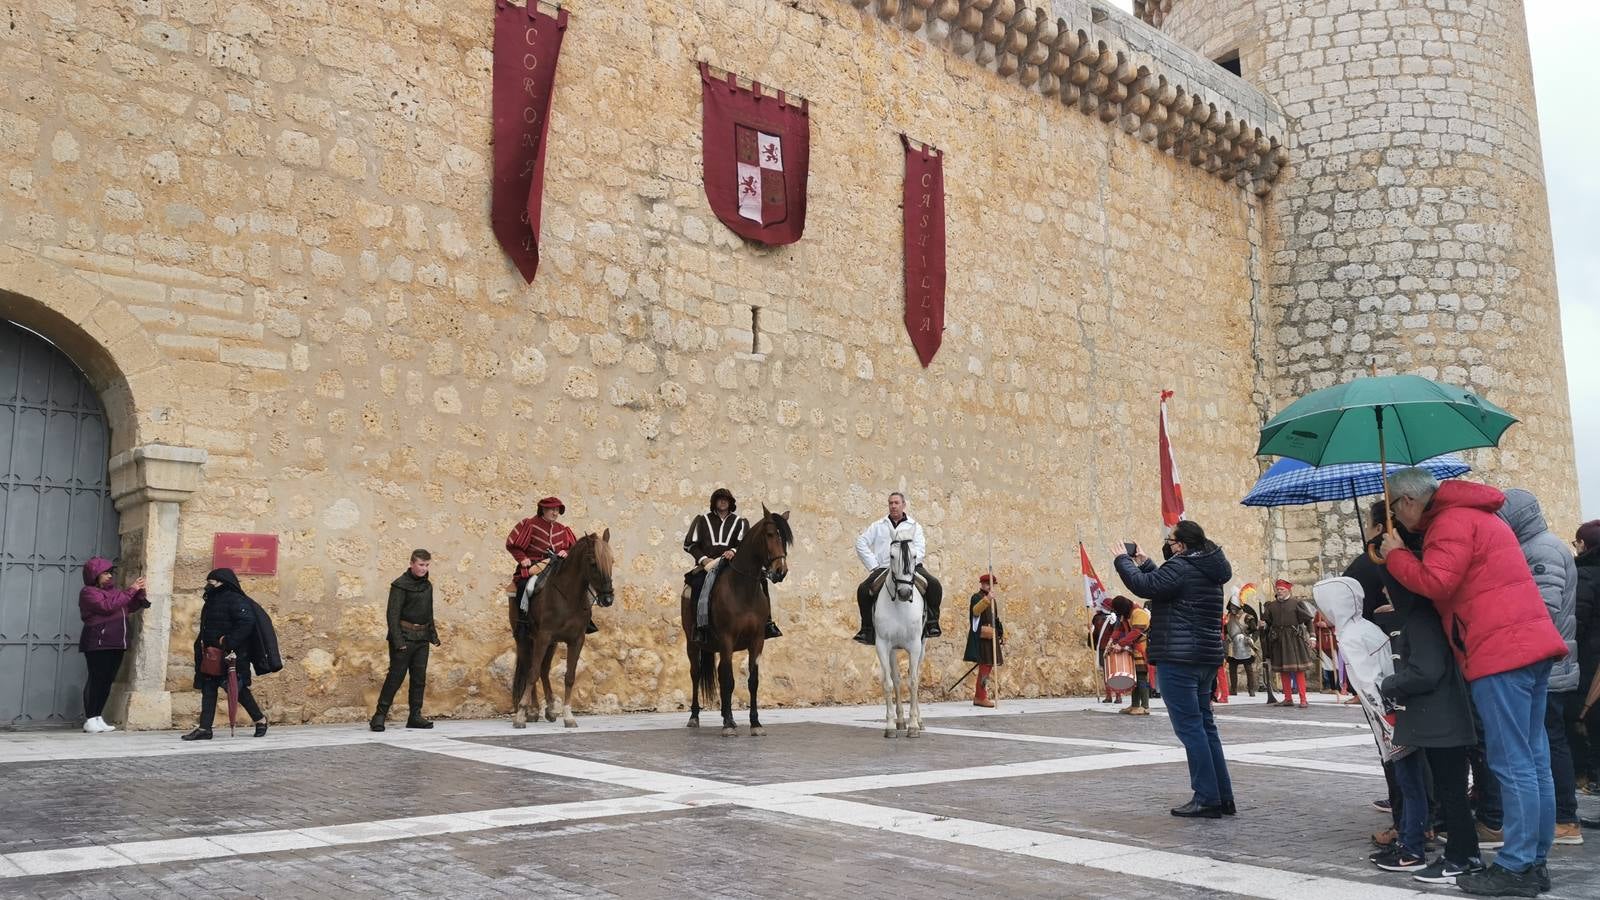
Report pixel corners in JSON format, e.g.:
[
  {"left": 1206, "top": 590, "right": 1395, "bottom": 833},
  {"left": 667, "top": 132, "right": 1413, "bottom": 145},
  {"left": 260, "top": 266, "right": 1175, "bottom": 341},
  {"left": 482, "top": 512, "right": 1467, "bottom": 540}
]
[{"left": 212, "top": 533, "right": 279, "bottom": 576}]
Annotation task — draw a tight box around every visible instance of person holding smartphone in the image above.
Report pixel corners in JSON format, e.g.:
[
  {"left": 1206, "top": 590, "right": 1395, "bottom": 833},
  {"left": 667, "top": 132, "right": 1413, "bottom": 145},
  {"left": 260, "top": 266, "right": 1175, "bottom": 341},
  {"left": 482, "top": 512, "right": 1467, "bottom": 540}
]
[
  {"left": 77, "top": 557, "right": 148, "bottom": 733},
  {"left": 1111, "top": 520, "right": 1235, "bottom": 818}
]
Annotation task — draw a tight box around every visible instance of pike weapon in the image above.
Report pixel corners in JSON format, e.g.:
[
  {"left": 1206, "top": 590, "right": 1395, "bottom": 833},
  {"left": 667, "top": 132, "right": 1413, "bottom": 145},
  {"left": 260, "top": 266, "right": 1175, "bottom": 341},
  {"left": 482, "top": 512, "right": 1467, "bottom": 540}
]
[{"left": 989, "top": 532, "right": 1000, "bottom": 706}]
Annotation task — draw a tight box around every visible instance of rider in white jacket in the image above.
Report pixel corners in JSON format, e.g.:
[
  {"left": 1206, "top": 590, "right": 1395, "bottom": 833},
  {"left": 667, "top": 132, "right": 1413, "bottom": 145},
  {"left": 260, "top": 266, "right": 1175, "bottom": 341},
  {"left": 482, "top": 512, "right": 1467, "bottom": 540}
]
[{"left": 853, "top": 492, "right": 943, "bottom": 644}]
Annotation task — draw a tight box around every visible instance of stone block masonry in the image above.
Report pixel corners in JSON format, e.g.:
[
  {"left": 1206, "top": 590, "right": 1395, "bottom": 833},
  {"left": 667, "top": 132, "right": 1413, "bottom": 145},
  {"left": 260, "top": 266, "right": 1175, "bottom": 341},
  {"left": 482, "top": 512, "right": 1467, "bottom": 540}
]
[
  {"left": 0, "top": 0, "right": 1292, "bottom": 724},
  {"left": 1146, "top": 0, "right": 1577, "bottom": 578}
]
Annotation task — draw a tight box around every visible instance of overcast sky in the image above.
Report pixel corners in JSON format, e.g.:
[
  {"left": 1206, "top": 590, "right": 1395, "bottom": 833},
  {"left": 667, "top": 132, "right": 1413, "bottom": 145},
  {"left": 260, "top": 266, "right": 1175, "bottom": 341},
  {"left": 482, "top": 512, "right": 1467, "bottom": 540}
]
[{"left": 1103, "top": 1, "right": 1598, "bottom": 522}]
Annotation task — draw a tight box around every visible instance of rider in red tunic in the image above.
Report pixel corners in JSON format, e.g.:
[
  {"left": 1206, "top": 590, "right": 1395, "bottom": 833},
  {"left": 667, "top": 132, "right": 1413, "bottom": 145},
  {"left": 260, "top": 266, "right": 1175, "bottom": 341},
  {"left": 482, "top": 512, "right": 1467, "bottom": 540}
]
[{"left": 506, "top": 497, "right": 592, "bottom": 633}]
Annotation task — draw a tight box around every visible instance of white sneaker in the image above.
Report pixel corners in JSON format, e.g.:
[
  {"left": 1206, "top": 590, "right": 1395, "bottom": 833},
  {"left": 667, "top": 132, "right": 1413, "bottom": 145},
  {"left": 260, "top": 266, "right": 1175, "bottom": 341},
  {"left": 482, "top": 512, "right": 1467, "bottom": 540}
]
[
  {"left": 96, "top": 717, "right": 116, "bottom": 733},
  {"left": 83, "top": 718, "right": 98, "bottom": 733}
]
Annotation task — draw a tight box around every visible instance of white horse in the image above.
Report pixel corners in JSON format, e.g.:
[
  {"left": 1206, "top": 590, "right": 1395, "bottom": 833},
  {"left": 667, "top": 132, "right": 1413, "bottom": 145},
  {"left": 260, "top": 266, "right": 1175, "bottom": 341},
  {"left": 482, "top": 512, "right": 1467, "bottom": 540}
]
[{"left": 873, "top": 520, "right": 926, "bottom": 738}]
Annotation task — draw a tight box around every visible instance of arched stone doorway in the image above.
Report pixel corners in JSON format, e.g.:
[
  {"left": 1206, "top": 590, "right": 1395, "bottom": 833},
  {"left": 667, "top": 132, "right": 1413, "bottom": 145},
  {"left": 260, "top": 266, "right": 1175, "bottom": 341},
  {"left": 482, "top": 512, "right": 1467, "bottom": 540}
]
[
  {"left": 0, "top": 319, "right": 120, "bottom": 726},
  {"left": 1, "top": 297, "right": 206, "bottom": 730}
]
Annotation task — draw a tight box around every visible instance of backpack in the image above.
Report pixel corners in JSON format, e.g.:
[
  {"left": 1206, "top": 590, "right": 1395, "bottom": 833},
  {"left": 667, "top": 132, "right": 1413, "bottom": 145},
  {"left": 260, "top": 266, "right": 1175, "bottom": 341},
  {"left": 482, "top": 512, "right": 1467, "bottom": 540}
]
[{"left": 248, "top": 600, "right": 284, "bottom": 675}]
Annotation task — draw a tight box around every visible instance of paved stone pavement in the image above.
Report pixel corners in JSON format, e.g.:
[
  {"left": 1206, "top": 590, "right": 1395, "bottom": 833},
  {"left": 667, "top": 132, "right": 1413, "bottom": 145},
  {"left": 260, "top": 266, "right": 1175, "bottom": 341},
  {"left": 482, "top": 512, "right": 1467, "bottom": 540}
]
[{"left": 2, "top": 696, "right": 1596, "bottom": 898}]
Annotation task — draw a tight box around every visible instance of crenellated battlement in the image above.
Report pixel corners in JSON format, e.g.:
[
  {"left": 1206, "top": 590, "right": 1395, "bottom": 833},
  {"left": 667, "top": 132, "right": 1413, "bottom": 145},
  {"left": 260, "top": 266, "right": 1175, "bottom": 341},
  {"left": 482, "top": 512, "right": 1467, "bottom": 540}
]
[{"left": 850, "top": 1, "right": 1289, "bottom": 194}]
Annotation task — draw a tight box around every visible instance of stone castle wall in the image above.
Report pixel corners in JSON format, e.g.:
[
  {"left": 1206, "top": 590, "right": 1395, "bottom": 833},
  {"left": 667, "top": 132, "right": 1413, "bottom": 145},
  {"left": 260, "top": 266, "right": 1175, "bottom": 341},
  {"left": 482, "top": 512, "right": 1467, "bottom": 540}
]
[
  {"left": 0, "top": 0, "right": 1285, "bottom": 723},
  {"left": 1142, "top": 0, "right": 1578, "bottom": 575}
]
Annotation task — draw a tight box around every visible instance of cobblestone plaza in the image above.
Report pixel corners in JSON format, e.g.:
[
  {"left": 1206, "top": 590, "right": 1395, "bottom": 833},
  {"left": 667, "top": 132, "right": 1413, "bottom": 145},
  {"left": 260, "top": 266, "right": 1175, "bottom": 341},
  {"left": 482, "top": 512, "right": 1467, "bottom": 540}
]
[{"left": 3, "top": 696, "right": 1596, "bottom": 898}]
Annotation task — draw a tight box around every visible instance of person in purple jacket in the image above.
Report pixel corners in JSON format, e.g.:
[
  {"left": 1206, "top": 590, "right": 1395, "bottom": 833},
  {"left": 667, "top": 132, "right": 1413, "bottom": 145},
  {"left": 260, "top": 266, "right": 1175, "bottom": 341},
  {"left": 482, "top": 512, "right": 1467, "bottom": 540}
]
[{"left": 78, "top": 557, "right": 148, "bottom": 734}]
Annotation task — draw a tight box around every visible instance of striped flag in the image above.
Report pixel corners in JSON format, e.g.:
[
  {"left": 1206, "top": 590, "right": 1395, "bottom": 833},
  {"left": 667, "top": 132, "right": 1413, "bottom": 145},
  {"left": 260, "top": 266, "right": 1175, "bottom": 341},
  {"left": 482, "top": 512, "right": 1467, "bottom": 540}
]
[
  {"left": 1159, "top": 390, "right": 1185, "bottom": 534},
  {"left": 1080, "top": 542, "right": 1110, "bottom": 610}
]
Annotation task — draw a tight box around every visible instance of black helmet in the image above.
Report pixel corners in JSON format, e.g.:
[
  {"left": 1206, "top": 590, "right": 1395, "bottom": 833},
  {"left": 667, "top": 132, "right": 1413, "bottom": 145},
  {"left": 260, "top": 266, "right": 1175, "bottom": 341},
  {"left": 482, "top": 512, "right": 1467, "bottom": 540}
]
[{"left": 709, "top": 488, "right": 736, "bottom": 513}]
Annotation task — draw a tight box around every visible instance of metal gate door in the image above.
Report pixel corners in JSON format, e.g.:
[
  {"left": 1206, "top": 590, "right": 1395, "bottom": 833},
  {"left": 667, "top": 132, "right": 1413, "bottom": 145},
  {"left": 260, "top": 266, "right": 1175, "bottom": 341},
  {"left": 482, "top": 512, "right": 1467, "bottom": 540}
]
[{"left": 0, "top": 320, "right": 119, "bottom": 727}]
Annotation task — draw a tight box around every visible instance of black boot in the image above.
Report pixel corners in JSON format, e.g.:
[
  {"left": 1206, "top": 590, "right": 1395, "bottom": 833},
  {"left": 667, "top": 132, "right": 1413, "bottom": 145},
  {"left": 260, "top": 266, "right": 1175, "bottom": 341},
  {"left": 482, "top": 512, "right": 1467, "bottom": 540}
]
[
  {"left": 585, "top": 619, "right": 599, "bottom": 635},
  {"left": 764, "top": 620, "right": 783, "bottom": 639},
  {"left": 406, "top": 713, "right": 434, "bottom": 729},
  {"left": 253, "top": 719, "right": 269, "bottom": 738},
  {"left": 923, "top": 618, "right": 942, "bottom": 638},
  {"left": 852, "top": 626, "right": 874, "bottom": 645},
  {"left": 854, "top": 583, "right": 875, "bottom": 645},
  {"left": 1170, "top": 800, "right": 1223, "bottom": 818},
  {"left": 370, "top": 705, "right": 388, "bottom": 732},
  {"left": 180, "top": 727, "right": 212, "bottom": 741}
]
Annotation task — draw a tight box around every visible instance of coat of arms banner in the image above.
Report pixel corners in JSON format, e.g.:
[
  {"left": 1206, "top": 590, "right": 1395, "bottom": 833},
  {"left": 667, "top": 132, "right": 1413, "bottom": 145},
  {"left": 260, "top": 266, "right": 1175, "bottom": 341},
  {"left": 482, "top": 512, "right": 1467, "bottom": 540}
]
[{"left": 699, "top": 62, "right": 810, "bottom": 246}]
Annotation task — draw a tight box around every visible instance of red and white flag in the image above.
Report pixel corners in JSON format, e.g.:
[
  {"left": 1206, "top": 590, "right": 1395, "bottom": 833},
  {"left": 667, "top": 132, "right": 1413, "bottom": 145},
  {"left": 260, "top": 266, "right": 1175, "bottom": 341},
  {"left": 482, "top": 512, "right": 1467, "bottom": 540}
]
[
  {"left": 1159, "top": 390, "right": 1185, "bottom": 534},
  {"left": 1080, "top": 542, "right": 1111, "bottom": 610}
]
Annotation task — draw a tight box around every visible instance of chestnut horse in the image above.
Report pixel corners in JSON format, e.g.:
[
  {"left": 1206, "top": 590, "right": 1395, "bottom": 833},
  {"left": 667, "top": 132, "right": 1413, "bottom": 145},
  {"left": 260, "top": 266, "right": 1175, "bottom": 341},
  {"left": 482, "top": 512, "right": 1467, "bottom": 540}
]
[
  {"left": 510, "top": 530, "right": 615, "bottom": 728},
  {"left": 680, "top": 507, "right": 792, "bottom": 735}
]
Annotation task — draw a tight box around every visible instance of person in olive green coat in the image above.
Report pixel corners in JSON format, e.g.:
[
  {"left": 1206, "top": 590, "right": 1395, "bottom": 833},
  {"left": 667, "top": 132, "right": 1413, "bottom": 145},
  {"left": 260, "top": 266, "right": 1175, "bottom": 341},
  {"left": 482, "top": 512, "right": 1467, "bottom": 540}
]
[{"left": 371, "top": 550, "right": 440, "bottom": 731}]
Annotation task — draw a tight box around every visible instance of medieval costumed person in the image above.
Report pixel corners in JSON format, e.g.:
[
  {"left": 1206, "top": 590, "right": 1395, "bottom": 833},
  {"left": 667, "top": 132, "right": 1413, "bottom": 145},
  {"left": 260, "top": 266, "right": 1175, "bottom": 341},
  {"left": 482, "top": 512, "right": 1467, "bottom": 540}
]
[
  {"left": 1110, "top": 595, "right": 1152, "bottom": 715},
  {"left": 1313, "top": 609, "right": 1347, "bottom": 697},
  {"left": 1264, "top": 578, "right": 1317, "bottom": 707},
  {"left": 964, "top": 574, "right": 1005, "bottom": 708},
  {"left": 684, "top": 488, "right": 782, "bottom": 644},
  {"left": 1089, "top": 607, "right": 1120, "bottom": 704},
  {"left": 371, "top": 549, "right": 439, "bottom": 732},
  {"left": 853, "top": 492, "right": 943, "bottom": 644},
  {"left": 1226, "top": 599, "right": 1260, "bottom": 698},
  {"left": 505, "top": 497, "right": 590, "bottom": 632}
]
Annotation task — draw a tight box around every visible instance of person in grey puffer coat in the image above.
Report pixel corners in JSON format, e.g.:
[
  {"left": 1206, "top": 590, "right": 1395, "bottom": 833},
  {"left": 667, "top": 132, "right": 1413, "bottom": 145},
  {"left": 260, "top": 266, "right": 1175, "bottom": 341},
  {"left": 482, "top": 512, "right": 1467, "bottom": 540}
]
[{"left": 1497, "top": 488, "right": 1581, "bottom": 836}]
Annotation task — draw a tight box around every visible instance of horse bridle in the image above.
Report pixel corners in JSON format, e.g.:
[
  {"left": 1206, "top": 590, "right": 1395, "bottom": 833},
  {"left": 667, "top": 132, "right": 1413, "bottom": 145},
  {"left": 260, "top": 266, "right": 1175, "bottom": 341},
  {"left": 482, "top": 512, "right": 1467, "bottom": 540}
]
[
  {"left": 729, "top": 551, "right": 785, "bottom": 580},
  {"left": 546, "top": 545, "right": 615, "bottom": 609},
  {"left": 890, "top": 537, "right": 915, "bottom": 600}
]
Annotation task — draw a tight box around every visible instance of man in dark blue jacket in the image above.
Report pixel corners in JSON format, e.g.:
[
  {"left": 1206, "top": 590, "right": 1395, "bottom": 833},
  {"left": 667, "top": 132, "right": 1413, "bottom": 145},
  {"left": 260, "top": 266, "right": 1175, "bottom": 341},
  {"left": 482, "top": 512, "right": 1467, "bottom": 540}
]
[{"left": 1113, "top": 519, "right": 1234, "bottom": 819}]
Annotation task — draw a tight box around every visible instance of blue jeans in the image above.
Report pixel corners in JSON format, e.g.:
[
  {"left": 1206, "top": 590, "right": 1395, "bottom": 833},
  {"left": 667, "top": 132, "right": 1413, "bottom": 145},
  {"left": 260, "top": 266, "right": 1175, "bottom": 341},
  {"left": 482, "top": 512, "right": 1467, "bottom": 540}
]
[
  {"left": 1158, "top": 662, "right": 1234, "bottom": 806},
  {"left": 1469, "top": 661, "right": 1555, "bottom": 873},
  {"left": 1391, "top": 750, "right": 1429, "bottom": 856}
]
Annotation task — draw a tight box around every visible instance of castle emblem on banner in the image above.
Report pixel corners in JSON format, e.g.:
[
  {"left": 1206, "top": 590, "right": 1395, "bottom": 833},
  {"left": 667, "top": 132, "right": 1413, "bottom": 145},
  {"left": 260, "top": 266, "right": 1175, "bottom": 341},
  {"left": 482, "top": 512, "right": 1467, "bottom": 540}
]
[{"left": 699, "top": 62, "right": 809, "bottom": 245}]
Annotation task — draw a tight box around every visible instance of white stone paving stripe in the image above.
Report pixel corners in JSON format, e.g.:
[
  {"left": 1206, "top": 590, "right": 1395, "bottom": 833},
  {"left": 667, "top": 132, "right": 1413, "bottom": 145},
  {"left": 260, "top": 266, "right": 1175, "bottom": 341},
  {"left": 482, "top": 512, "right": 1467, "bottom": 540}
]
[
  {"left": 396, "top": 734, "right": 728, "bottom": 793},
  {"left": 1084, "top": 704, "right": 1370, "bottom": 730},
  {"left": 0, "top": 795, "right": 693, "bottom": 879},
  {"left": 734, "top": 794, "right": 1433, "bottom": 900},
  {"left": 1229, "top": 752, "right": 1384, "bottom": 778}
]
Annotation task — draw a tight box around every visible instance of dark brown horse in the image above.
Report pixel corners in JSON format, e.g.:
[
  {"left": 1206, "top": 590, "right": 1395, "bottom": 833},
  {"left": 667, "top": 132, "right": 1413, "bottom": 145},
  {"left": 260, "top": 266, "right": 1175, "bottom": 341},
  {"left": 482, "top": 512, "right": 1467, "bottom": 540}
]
[
  {"left": 680, "top": 506, "right": 792, "bottom": 735},
  {"left": 510, "top": 530, "right": 615, "bottom": 728}
]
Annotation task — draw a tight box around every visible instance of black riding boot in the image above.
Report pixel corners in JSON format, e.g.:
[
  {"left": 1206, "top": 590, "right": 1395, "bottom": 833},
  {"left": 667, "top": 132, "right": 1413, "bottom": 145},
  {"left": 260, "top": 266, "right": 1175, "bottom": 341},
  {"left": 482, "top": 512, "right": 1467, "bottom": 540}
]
[
  {"left": 586, "top": 616, "right": 599, "bottom": 635},
  {"left": 764, "top": 620, "right": 783, "bottom": 639},
  {"left": 853, "top": 580, "right": 876, "bottom": 644}
]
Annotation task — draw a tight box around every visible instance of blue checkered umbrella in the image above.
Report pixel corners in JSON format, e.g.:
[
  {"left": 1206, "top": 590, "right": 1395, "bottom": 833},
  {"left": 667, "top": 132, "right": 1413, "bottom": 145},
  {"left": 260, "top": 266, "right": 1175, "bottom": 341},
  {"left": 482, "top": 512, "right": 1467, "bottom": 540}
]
[{"left": 1241, "top": 454, "right": 1471, "bottom": 508}]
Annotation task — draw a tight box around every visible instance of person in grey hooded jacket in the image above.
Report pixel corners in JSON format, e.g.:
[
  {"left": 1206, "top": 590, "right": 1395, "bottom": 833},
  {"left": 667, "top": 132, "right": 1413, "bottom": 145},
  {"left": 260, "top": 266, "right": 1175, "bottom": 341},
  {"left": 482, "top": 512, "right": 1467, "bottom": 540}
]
[{"left": 1498, "top": 488, "right": 1582, "bottom": 841}]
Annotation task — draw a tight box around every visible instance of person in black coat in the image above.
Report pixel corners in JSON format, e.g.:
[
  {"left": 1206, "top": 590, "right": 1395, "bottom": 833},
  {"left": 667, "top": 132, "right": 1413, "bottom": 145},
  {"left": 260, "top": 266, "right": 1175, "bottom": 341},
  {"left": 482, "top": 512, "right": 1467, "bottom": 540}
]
[
  {"left": 1112, "top": 520, "right": 1234, "bottom": 818},
  {"left": 1377, "top": 536, "right": 1483, "bottom": 881},
  {"left": 182, "top": 568, "right": 268, "bottom": 740}
]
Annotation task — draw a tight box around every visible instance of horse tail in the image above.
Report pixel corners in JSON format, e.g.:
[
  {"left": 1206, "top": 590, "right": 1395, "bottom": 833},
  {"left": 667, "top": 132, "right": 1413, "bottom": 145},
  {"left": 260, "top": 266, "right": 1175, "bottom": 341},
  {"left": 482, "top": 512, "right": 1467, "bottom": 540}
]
[{"left": 697, "top": 647, "right": 718, "bottom": 707}]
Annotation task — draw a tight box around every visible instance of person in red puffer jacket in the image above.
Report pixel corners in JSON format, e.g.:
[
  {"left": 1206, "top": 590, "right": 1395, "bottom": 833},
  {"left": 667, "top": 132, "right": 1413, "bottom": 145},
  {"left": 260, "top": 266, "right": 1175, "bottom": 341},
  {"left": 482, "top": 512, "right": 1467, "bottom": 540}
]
[{"left": 1381, "top": 469, "right": 1568, "bottom": 897}]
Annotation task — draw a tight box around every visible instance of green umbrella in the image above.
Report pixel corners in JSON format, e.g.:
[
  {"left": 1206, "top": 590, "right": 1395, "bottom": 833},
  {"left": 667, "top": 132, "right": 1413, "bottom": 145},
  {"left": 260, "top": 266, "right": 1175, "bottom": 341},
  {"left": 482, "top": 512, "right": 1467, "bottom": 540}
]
[{"left": 1256, "top": 374, "right": 1518, "bottom": 560}]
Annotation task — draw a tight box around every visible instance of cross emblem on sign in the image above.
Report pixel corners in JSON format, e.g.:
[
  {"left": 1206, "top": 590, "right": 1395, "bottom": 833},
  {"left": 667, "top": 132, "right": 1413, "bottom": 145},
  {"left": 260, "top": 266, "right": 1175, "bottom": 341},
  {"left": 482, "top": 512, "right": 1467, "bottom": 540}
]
[{"left": 212, "top": 533, "right": 279, "bottom": 576}]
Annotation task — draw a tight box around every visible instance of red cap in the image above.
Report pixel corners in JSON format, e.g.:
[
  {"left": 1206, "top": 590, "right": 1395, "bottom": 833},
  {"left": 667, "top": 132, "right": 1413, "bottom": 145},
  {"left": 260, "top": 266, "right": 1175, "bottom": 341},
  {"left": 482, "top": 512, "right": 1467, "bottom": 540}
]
[
  {"left": 1274, "top": 579, "right": 1293, "bottom": 592},
  {"left": 537, "top": 497, "right": 566, "bottom": 514},
  {"left": 979, "top": 573, "right": 997, "bottom": 585}
]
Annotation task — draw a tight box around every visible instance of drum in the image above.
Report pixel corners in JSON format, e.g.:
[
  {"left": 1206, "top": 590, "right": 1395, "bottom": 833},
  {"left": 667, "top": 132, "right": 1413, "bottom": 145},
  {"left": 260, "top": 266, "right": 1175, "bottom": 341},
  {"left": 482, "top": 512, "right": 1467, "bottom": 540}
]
[{"left": 1104, "top": 648, "right": 1136, "bottom": 692}]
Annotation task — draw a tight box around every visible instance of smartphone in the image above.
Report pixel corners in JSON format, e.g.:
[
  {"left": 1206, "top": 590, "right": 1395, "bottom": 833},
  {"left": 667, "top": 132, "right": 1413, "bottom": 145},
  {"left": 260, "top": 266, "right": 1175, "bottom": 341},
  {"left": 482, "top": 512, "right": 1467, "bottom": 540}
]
[{"left": 1124, "top": 542, "right": 1139, "bottom": 557}]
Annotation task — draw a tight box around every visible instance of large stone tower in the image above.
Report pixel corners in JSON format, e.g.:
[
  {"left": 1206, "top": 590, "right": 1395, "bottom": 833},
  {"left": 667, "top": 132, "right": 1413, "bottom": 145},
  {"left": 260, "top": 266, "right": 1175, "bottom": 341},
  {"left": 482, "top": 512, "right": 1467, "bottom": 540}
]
[{"left": 1137, "top": 0, "right": 1578, "bottom": 573}]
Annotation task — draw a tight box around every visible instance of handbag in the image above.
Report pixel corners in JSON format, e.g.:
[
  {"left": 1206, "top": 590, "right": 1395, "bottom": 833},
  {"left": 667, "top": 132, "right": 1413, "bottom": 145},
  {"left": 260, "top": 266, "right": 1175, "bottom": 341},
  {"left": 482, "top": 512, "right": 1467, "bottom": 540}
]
[
  {"left": 201, "top": 645, "right": 224, "bottom": 677},
  {"left": 978, "top": 624, "right": 996, "bottom": 640}
]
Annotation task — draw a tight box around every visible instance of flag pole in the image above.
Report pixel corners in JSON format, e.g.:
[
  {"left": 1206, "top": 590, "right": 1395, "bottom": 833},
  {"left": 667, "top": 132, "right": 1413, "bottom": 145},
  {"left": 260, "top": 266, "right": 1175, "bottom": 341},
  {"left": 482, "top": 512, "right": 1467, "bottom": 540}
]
[{"left": 989, "top": 533, "right": 999, "bottom": 707}]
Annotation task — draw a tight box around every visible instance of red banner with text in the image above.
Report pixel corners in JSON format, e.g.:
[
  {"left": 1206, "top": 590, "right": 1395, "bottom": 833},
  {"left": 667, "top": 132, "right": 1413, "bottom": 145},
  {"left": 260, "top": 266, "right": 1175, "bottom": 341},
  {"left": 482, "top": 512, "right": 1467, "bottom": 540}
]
[
  {"left": 901, "top": 136, "right": 946, "bottom": 367},
  {"left": 491, "top": 0, "right": 568, "bottom": 283}
]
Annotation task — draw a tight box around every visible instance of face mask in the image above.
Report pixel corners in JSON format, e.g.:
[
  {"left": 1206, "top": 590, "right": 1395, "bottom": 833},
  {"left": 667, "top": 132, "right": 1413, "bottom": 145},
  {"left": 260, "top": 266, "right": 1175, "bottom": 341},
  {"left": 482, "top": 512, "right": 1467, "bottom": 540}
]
[{"left": 1161, "top": 543, "right": 1175, "bottom": 561}]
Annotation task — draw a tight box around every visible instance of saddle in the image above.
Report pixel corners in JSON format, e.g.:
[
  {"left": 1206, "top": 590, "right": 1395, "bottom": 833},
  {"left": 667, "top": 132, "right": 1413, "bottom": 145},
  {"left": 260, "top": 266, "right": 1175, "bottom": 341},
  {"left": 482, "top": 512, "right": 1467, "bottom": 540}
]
[{"left": 868, "top": 567, "right": 927, "bottom": 598}]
